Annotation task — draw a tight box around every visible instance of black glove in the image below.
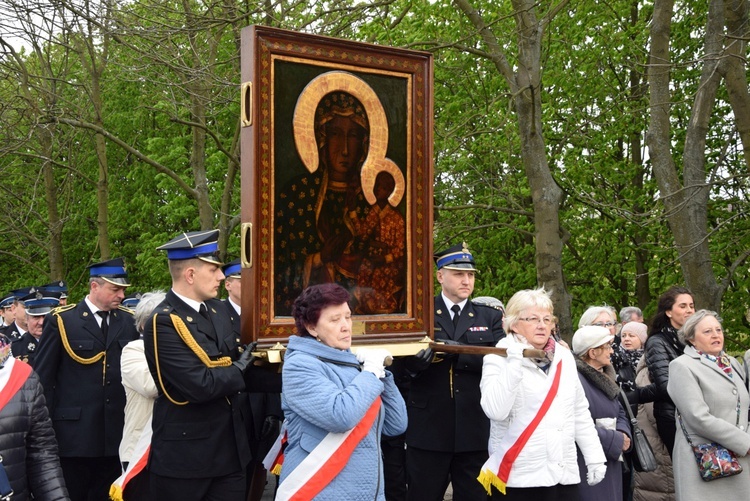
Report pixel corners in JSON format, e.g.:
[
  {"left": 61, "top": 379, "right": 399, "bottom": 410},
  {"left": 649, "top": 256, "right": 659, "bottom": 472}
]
[
  {"left": 625, "top": 389, "right": 639, "bottom": 406},
  {"left": 261, "top": 415, "right": 281, "bottom": 440},
  {"left": 404, "top": 347, "right": 434, "bottom": 376},
  {"left": 431, "top": 338, "right": 461, "bottom": 362},
  {"left": 233, "top": 342, "right": 257, "bottom": 373}
]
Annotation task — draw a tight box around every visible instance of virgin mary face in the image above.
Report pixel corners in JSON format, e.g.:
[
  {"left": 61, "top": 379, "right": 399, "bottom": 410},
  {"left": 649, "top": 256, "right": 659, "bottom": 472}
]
[{"left": 325, "top": 115, "right": 366, "bottom": 177}]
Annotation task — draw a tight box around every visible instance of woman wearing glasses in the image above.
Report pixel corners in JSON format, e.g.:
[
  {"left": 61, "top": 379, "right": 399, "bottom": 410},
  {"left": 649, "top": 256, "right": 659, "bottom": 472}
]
[
  {"left": 572, "top": 326, "right": 632, "bottom": 501},
  {"left": 478, "top": 288, "right": 606, "bottom": 500}
]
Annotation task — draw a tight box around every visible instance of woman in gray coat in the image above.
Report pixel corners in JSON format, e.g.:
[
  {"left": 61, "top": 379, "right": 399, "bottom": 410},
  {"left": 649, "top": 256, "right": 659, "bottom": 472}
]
[{"left": 667, "top": 310, "right": 750, "bottom": 500}]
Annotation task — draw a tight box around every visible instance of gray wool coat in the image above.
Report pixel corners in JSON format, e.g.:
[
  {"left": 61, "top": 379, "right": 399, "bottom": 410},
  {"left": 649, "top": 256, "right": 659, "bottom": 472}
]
[{"left": 667, "top": 345, "right": 750, "bottom": 501}]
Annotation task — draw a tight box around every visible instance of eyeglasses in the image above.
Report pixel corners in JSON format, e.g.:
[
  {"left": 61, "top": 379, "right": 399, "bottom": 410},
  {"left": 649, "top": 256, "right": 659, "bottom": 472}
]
[
  {"left": 519, "top": 316, "right": 554, "bottom": 325},
  {"left": 592, "top": 322, "right": 617, "bottom": 328}
]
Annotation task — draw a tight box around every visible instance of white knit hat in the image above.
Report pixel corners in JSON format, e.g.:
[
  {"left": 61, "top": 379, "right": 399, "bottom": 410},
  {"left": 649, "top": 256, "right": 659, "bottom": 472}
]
[{"left": 572, "top": 325, "right": 614, "bottom": 356}]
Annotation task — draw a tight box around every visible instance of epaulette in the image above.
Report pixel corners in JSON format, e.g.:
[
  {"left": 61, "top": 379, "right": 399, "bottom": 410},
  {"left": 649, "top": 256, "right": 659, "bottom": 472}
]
[
  {"left": 51, "top": 303, "right": 77, "bottom": 315},
  {"left": 471, "top": 300, "right": 505, "bottom": 314},
  {"left": 118, "top": 305, "right": 135, "bottom": 315}
]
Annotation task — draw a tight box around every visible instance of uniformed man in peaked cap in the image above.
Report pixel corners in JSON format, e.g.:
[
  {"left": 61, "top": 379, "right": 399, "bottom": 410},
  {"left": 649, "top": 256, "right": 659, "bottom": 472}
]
[
  {"left": 144, "top": 230, "right": 256, "bottom": 501},
  {"left": 404, "top": 243, "right": 505, "bottom": 501},
  {"left": 0, "top": 294, "right": 16, "bottom": 334},
  {"left": 3, "top": 287, "right": 36, "bottom": 341},
  {"left": 12, "top": 288, "right": 61, "bottom": 365},
  {"left": 42, "top": 280, "right": 69, "bottom": 306},
  {"left": 34, "top": 257, "right": 139, "bottom": 501}
]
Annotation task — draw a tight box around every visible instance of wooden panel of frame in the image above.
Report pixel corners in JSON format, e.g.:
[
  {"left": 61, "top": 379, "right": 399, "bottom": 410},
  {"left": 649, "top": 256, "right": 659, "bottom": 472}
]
[{"left": 240, "top": 26, "right": 433, "bottom": 346}]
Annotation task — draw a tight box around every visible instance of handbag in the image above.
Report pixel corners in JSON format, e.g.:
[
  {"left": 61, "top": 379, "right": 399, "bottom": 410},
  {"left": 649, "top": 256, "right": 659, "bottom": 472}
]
[
  {"left": 619, "top": 388, "right": 657, "bottom": 472},
  {"left": 677, "top": 392, "right": 743, "bottom": 481}
]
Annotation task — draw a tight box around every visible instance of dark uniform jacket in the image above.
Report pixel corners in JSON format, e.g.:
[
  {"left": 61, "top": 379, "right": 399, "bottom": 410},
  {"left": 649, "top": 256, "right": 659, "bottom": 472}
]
[
  {"left": 222, "top": 299, "right": 283, "bottom": 459},
  {"left": 33, "top": 301, "right": 139, "bottom": 457},
  {"left": 11, "top": 332, "right": 40, "bottom": 365},
  {"left": 3, "top": 321, "right": 26, "bottom": 342},
  {"left": 406, "top": 295, "right": 505, "bottom": 452},
  {"left": 143, "top": 291, "right": 252, "bottom": 479}
]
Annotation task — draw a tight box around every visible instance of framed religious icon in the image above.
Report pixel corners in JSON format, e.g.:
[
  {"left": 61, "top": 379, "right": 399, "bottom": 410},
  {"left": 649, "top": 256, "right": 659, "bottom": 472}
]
[{"left": 240, "top": 25, "right": 433, "bottom": 347}]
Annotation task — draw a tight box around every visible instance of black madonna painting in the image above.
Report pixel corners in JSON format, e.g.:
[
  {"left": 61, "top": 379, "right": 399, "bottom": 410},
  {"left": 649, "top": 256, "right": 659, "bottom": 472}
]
[
  {"left": 240, "top": 26, "right": 432, "bottom": 343},
  {"left": 275, "top": 70, "right": 408, "bottom": 316}
]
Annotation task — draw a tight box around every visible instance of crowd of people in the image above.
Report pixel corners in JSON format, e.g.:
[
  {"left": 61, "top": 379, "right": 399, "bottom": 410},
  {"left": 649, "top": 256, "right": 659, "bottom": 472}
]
[{"left": 2, "top": 234, "right": 750, "bottom": 501}]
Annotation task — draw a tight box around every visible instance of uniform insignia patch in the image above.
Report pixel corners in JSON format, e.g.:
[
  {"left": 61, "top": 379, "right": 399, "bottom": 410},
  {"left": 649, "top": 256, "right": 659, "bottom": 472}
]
[{"left": 469, "top": 326, "right": 488, "bottom": 332}]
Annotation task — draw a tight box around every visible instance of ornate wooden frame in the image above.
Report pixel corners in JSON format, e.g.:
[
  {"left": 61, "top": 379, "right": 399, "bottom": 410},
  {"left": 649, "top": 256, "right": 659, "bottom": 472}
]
[{"left": 240, "top": 26, "right": 433, "bottom": 346}]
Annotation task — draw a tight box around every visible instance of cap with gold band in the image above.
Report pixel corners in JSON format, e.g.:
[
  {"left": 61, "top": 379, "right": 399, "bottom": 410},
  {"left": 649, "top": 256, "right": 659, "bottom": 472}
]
[
  {"left": 88, "top": 257, "right": 132, "bottom": 287},
  {"left": 157, "top": 229, "right": 223, "bottom": 266},
  {"left": 433, "top": 242, "right": 478, "bottom": 272}
]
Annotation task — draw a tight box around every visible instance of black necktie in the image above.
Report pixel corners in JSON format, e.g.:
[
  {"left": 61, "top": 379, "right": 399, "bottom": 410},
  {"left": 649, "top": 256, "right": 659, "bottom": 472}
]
[
  {"left": 199, "top": 303, "right": 209, "bottom": 320},
  {"left": 451, "top": 304, "right": 461, "bottom": 328},
  {"left": 97, "top": 310, "right": 109, "bottom": 338}
]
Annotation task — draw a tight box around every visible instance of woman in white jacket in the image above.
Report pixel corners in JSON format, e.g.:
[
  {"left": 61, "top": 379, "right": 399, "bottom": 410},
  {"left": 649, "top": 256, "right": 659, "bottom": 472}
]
[{"left": 478, "top": 288, "right": 607, "bottom": 500}]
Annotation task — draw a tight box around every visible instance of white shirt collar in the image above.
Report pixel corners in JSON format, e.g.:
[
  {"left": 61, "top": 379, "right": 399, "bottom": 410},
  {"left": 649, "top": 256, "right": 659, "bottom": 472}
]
[
  {"left": 441, "top": 293, "right": 468, "bottom": 315},
  {"left": 228, "top": 297, "right": 241, "bottom": 315},
  {"left": 172, "top": 290, "right": 203, "bottom": 314}
]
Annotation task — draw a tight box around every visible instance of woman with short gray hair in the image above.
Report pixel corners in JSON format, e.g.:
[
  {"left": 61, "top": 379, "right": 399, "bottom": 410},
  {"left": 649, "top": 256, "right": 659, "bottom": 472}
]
[{"left": 667, "top": 309, "right": 750, "bottom": 500}]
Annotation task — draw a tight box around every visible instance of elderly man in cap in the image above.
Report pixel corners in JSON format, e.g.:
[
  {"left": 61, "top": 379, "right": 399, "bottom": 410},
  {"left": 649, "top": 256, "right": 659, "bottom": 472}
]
[
  {"left": 144, "top": 231, "right": 257, "bottom": 501},
  {"left": 34, "top": 257, "right": 139, "bottom": 501},
  {"left": 12, "top": 289, "right": 61, "bottom": 365},
  {"left": 404, "top": 243, "right": 505, "bottom": 501}
]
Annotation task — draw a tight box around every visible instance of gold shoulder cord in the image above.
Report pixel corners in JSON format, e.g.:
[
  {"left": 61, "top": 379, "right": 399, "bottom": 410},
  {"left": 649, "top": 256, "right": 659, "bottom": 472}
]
[
  {"left": 56, "top": 312, "right": 105, "bottom": 365},
  {"left": 152, "top": 313, "right": 233, "bottom": 406}
]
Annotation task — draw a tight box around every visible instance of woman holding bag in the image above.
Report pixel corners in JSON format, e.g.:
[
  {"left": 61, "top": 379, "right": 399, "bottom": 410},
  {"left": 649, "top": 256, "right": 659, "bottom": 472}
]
[{"left": 667, "top": 310, "right": 750, "bottom": 500}]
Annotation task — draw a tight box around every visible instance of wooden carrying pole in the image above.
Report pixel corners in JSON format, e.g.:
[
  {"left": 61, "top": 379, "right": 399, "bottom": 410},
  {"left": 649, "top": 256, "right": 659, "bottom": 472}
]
[{"left": 429, "top": 342, "right": 546, "bottom": 359}]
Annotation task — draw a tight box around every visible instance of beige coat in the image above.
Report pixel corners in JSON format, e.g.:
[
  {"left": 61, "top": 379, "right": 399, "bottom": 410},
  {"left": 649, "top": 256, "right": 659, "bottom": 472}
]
[
  {"left": 118, "top": 339, "right": 157, "bottom": 462},
  {"left": 633, "top": 357, "right": 675, "bottom": 501},
  {"left": 668, "top": 346, "right": 750, "bottom": 501}
]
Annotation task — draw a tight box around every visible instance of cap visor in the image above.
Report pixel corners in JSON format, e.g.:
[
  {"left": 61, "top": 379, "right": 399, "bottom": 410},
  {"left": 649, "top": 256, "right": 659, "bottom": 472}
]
[
  {"left": 101, "top": 277, "right": 131, "bottom": 287},
  {"left": 441, "top": 263, "right": 479, "bottom": 272}
]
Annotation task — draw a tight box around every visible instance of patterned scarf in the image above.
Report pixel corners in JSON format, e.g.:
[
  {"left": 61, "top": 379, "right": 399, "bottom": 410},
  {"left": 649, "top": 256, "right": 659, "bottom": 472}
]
[{"left": 697, "top": 349, "right": 733, "bottom": 377}]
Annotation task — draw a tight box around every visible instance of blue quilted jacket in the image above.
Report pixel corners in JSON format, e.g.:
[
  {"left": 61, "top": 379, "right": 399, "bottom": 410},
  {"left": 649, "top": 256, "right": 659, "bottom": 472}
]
[{"left": 280, "top": 336, "right": 407, "bottom": 500}]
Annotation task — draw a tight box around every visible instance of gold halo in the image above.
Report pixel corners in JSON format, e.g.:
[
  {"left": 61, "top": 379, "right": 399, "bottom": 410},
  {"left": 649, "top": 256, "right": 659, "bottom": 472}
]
[
  {"left": 293, "top": 71, "right": 388, "bottom": 174},
  {"left": 361, "top": 158, "right": 406, "bottom": 207}
]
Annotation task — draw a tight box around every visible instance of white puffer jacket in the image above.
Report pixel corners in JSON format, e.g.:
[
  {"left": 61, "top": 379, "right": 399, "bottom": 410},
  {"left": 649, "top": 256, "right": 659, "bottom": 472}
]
[{"left": 480, "top": 335, "right": 605, "bottom": 488}]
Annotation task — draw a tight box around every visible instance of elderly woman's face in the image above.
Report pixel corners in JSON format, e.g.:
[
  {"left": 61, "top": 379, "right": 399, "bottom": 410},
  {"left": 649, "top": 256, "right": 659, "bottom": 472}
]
[
  {"left": 620, "top": 331, "right": 642, "bottom": 350},
  {"left": 308, "top": 302, "right": 353, "bottom": 350},
  {"left": 513, "top": 307, "right": 554, "bottom": 349},
  {"left": 592, "top": 311, "right": 617, "bottom": 336},
  {"left": 691, "top": 315, "right": 723, "bottom": 356}
]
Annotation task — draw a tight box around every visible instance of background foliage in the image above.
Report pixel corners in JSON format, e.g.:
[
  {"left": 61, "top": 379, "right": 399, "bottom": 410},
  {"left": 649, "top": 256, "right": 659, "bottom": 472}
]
[{"left": 1, "top": 0, "right": 749, "bottom": 348}]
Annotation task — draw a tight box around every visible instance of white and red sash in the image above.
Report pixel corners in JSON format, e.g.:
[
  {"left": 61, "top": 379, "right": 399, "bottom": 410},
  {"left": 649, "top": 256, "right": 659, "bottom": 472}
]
[
  {"left": 109, "top": 416, "right": 152, "bottom": 501},
  {"left": 263, "top": 420, "right": 288, "bottom": 475},
  {"left": 275, "top": 396, "right": 381, "bottom": 501},
  {"left": 0, "top": 358, "right": 32, "bottom": 412},
  {"left": 477, "top": 359, "right": 563, "bottom": 495}
]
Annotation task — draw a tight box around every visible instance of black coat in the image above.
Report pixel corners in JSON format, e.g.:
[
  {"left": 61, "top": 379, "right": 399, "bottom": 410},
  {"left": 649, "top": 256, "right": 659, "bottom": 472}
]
[
  {"left": 222, "top": 299, "right": 283, "bottom": 459},
  {"left": 33, "top": 302, "right": 139, "bottom": 457},
  {"left": 637, "top": 327, "right": 683, "bottom": 428},
  {"left": 0, "top": 361, "right": 69, "bottom": 501},
  {"left": 143, "top": 291, "right": 252, "bottom": 479},
  {"left": 405, "top": 296, "right": 505, "bottom": 452},
  {"left": 12, "top": 332, "right": 40, "bottom": 365}
]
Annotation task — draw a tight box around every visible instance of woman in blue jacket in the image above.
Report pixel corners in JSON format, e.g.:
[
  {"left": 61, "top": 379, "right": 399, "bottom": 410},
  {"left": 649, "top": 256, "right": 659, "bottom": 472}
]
[{"left": 277, "top": 283, "right": 407, "bottom": 500}]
